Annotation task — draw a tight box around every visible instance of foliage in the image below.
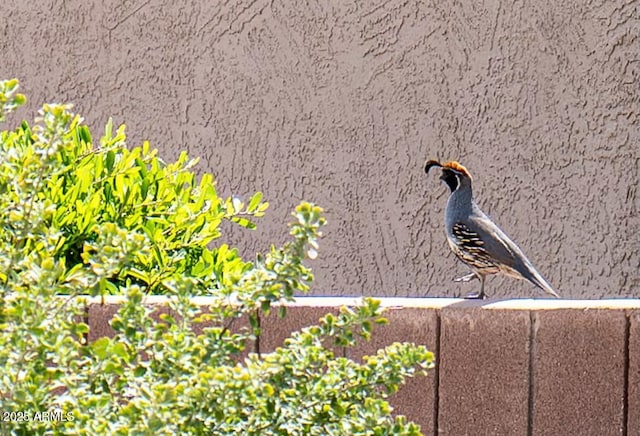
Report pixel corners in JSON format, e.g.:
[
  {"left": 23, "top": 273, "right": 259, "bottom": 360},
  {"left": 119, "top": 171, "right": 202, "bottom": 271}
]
[
  {"left": 0, "top": 79, "right": 26, "bottom": 123},
  {"left": 0, "top": 80, "right": 434, "bottom": 435},
  {"left": 0, "top": 89, "right": 267, "bottom": 295}
]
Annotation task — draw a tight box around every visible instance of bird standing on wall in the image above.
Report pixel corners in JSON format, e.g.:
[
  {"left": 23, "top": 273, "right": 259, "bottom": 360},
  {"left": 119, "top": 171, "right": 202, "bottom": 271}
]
[{"left": 425, "top": 160, "right": 560, "bottom": 299}]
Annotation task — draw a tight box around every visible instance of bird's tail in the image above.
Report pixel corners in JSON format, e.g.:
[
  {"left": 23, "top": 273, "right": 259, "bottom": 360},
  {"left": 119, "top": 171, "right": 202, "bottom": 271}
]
[{"left": 521, "top": 264, "right": 560, "bottom": 298}]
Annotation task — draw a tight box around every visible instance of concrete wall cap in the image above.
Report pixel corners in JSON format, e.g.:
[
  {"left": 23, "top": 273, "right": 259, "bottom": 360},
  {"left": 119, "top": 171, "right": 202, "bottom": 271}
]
[{"left": 82, "top": 295, "right": 640, "bottom": 310}]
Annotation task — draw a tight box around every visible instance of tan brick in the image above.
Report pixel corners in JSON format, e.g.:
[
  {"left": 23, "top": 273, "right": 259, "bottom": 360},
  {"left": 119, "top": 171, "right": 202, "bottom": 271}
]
[
  {"left": 87, "top": 297, "right": 253, "bottom": 359},
  {"left": 629, "top": 311, "right": 640, "bottom": 436},
  {"left": 532, "top": 309, "right": 627, "bottom": 435},
  {"left": 345, "top": 307, "right": 438, "bottom": 434},
  {"left": 258, "top": 304, "right": 342, "bottom": 355},
  {"left": 87, "top": 302, "right": 120, "bottom": 342},
  {"left": 438, "top": 306, "right": 530, "bottom": 435}
]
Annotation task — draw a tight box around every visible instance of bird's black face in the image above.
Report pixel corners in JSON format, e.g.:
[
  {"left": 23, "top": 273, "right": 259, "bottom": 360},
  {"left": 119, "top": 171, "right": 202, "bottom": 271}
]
[
  {"left": 440, "top": 169, "right": 459, "bottom": 192},
  {"left": 425, "top": 160, "right": 460, "bottom": 193}
]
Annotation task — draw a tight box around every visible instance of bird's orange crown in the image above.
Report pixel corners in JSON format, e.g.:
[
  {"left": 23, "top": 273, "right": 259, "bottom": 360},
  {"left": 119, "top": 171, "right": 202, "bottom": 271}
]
[{"left": 442, "top": 161, "right": 472, "bottom": 179}]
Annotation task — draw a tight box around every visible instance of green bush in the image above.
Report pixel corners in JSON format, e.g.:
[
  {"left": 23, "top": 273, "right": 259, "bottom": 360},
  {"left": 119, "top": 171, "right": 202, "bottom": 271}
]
[{"left": 0, "top": 80, "right": 434, "bottom": 435}]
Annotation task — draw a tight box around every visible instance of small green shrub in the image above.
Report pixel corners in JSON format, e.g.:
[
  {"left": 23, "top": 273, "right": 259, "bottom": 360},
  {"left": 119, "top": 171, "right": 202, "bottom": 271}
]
[
  {"left": 1, "top": 90, "right": 267, "bottom": 295},
  {"left": 0, "top": 80, "right": 434, "bottom": 435}
]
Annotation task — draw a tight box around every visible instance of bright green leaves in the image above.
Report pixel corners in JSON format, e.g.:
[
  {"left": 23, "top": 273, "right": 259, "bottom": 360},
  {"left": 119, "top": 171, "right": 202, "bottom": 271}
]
[
  {"left": 230, "top": 298, "right": 432, "bottom": 435},
  {"left": 232, "top": 201, "right": 326, "bottom": 319},
  {"left": 0, "top": 78, "right": 26, "bottom": 122},
  {"left": 0, "top": 80, "right": 433, "bottom": 435},
  {"left": 81, "top": 223, "right": 150, "bottom": 283},
  {"left": 291, "top": 202, "right": 325, "bottom": 259},
  {"left": 105, "top": 148, "right": 116, "bottom": 173},
  {"left": 247, "top": 191, "right": 265, "bottom": 213},
  {"left": 204, "top": 244, "right": 252, "bottom": 287},
  {"left": 0, "top": 87, "right": 268, "bottom": 294},
  {"left": 91, "top": 337, "right": 129, "bottom": 361},
  {"left": 225, "top": 191, "right": 269, "bottom": 230},
  {"left": 320, "top": 300, "right": 389, "bottom": 347}
]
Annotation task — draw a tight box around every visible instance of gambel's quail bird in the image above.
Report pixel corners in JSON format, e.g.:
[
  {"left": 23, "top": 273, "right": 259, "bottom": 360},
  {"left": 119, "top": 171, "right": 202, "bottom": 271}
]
[{"left": 425, "top": 160, "right": 560, "bottom": 299}]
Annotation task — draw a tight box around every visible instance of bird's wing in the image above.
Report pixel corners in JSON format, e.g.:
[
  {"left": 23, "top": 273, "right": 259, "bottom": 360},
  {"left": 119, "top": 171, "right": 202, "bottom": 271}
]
[
  {"left": 466, "top": 210, "right": 559, "bottom": 298},
  {"left": 449, "top": 222, "right": 499, "bottom": 270},
  {"left": 462, "top": 209, "right": 526, "bottom": 266}
]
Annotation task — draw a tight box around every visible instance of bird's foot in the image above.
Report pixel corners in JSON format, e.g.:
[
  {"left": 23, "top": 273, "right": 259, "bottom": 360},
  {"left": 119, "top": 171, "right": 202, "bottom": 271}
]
[
  {"left": 453, "top": 272, "right": 477, "bottom": 283},
  {"left": 463, "top": 290, "right": 485, "bottom": 300}
]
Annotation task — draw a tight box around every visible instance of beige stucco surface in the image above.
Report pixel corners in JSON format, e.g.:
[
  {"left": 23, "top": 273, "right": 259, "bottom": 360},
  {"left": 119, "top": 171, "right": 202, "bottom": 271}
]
[{"left": 1, "top": 0, "right": 638, "bottom": 298}]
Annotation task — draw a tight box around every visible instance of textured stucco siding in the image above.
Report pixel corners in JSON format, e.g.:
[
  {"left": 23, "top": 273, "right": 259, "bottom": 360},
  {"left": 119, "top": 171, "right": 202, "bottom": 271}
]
[{"left": 1, "top": 0, "right": 638, "bottom": 298}]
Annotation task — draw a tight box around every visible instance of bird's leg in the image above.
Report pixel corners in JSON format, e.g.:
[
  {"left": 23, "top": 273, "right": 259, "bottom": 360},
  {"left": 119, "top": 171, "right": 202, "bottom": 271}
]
[
  {"left": 454, "top": 272, "right": 477, "bottom": 283},
  {"left": 464, "top": 274, "right": 486, "bottom": 299}
]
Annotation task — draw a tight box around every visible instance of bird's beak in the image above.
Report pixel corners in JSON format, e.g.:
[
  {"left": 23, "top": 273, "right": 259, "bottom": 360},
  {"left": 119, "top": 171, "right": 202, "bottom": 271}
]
[{"left": 424, "top": 160, "right": 442, "bottom": 174}]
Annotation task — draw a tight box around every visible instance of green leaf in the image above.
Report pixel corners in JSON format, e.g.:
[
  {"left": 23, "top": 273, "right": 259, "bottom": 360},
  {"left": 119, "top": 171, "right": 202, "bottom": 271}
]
[
  {"left": 231, "top": 216, "right": 256, "bottom": 230},
  {"left": 73, "top": 323, "right": 90, "bottom": 335},
  {"left": 13, "top": 93, "right": 26, "bottom": 105},
  {"left": 260, "top": 300, "right": 271, "bottom": 315},
  {"left": 78, "top": 125, "right": 92, "bottom": 144},
  {"left": 91, "top": 337, "right": 111, "bottom": 359},
  {"left": 105, "top": 149, "right": 115, "bottom": 173},
  {"left": 278, "top": 305, "right": 287, "bottom": 319},
  {"left": 247, "top": 192, "right": 263, "bottom": 212}
]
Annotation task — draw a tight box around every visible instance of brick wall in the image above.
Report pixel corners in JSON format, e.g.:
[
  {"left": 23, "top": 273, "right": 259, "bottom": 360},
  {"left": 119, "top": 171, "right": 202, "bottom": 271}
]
[{"left": 88, "top": 296, "right": 640, "bottom": 435}]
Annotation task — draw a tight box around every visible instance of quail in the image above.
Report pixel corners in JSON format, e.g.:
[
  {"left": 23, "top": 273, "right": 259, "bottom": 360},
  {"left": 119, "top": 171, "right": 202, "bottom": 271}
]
[{"left": 425, "top": 160, "right": 560, "bottom": 299}]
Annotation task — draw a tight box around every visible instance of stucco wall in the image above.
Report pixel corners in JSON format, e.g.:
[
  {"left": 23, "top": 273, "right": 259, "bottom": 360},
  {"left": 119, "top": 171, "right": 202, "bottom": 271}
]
[{"left": 1, "top": 0, "right": 638, "bottom": 298}]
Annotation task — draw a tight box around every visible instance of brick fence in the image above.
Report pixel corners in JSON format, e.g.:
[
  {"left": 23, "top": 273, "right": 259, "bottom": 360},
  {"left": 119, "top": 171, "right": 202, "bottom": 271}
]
[{"left": 87, "top": 296, "right": 640, "bottom": 435}]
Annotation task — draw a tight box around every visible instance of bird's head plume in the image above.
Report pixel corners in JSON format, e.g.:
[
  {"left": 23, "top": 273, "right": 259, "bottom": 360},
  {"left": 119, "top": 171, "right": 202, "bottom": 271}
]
[{"left": 425, "top": 159, "right": 472, "bottom": 192}]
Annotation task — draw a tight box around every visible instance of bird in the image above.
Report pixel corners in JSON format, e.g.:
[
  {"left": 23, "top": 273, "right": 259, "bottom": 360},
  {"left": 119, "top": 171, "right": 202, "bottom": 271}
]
[{"left": 424, "top": 159, "right": 560, "bottom": 299}]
